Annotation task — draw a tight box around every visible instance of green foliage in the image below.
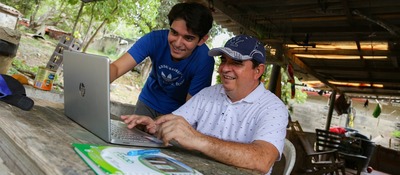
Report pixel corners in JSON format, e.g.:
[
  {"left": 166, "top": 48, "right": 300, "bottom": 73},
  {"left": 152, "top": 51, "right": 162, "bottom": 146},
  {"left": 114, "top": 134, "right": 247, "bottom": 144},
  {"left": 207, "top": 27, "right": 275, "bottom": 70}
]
[
  {"left": 279, "top": 70, "right": 307, "bottom": 104},
  {"left": 1, "top": 0, "right": 37, "bottom": 16},
  {"left": 263, "top": 65, "right": 307, "bottom": 106},
  {"left": 67, "top": 0, "right": 80, "bottom": 5},
  {"left": 104, "top": 45, "right": 117, "bottom": 56},
  {"left": 206, "top": 24, "right": 233, "bottom": 47},
  {"left": 8, "top": 59, "right": 39, "bottom": 75},
  {"left": 156, "top": 0, "right": 178, "bottom": 29},
  {"left": 392, "top": 130, "right": 400, "bottom": 138},
  {"left": 86, "top": 48, "right": 120, "bottom": 61},
  {"left": 9, "top": 0, "right": 215, "bottom": 52}
]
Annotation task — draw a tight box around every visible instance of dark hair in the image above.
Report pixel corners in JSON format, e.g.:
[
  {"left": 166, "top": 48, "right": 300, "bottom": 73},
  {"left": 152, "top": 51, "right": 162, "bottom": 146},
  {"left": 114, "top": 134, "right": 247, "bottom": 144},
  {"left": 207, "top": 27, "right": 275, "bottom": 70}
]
[
  {"left": 251, "top": 59, "right": 261, "bottom": 69},
  {"left": 168, "top": 2, "right": 213, "bottom": 39}
]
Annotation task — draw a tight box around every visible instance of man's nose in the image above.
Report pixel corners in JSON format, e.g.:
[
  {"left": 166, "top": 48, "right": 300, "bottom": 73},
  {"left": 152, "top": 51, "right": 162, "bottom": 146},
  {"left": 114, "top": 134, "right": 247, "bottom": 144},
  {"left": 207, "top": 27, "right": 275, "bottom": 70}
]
[
  {"left": 175, "top": 36, "right": 183, "bottom": 46},
  {"left": 219, "top": 62, "right": 232, "bottom": 72}
]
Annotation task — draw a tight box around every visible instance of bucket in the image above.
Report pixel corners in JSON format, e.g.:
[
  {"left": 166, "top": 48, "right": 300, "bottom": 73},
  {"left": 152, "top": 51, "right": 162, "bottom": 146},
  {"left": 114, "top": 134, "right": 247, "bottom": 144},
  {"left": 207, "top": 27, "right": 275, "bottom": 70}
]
[{"left": 34, "top": 67, "right": 55, "bottom": 91}]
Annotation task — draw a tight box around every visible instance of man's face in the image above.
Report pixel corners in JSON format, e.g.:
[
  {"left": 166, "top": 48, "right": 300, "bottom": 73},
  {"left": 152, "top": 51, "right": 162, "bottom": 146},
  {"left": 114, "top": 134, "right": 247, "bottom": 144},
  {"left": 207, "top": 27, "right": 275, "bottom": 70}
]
[
  {"left": 218, "top": 55, "right": 262, "bottom": 100},
  {"left": 168, "top": 19, "right": 206, "bottom": 61}
]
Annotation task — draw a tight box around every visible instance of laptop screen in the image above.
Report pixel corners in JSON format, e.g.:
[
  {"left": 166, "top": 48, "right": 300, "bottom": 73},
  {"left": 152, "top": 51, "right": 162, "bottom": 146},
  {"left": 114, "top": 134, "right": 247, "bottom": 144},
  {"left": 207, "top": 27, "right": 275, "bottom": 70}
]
[{"left": 63, "top": 50, "right": 111, "bottom": 142}]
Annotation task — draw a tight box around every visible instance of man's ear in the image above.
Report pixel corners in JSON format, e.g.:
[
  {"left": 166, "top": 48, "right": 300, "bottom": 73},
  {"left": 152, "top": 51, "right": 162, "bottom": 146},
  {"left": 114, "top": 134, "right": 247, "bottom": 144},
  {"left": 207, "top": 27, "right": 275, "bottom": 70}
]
[
  {"left": 255, "top": 64, "right": 266, "bottom": 79},
  {"left": 197, "top": 35, "right": 209, "bottom": 46}
]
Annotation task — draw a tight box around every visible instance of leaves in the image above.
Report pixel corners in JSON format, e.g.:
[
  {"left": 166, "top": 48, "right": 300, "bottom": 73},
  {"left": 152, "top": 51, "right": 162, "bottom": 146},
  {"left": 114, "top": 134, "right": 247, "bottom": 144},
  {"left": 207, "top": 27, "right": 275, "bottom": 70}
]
[
  {"left": 67, "top": 0, "right": 80, "bottom": 5},
  {"left": 372, "top": 103, "right": 382, "bottom": 118}
]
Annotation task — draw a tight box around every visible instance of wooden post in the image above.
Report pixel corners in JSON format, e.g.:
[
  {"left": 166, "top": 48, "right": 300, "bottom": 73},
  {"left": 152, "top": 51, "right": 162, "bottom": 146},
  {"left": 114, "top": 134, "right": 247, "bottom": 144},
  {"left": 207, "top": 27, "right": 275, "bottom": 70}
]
[
  {"left": 268, "top": 65, "right": 281, "bottom": 96},
  {"left": 268, "top": 44, "right": 283, "bottom": 96},
  {"left": 326, "top": 90, "right": 337, "bottom": 131}
]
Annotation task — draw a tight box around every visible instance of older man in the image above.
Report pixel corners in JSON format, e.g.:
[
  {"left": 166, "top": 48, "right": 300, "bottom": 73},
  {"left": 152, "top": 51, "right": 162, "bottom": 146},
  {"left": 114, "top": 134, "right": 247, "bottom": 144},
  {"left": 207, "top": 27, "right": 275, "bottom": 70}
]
[{"left": 122, "top": 35, "right": 288, "bottom": 174}]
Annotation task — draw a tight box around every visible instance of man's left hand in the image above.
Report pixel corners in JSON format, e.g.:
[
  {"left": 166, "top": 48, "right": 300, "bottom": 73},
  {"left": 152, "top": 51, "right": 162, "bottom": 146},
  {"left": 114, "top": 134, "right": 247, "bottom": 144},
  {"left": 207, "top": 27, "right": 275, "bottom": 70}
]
[{"left": 155, "top": 114, "right": 204, "bottom": 149}]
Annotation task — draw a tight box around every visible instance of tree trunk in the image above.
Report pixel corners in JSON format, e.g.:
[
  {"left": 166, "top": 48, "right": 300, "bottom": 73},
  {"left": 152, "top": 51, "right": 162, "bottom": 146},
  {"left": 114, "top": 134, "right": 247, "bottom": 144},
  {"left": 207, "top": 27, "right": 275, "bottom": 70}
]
[
  {"left": 72, "top": 1, "right": 85, "bottom": 35},
  {"left": 29, "top": 0, "right": 41, "bottom": 29},
  {"left": 82, "top": 4, "right": 118, "bottom": 53},
  {"left": 49, "top": 0, "right": 67, "bottom": 27},
  {"left": 82, "top": 3, "right": 96, "bottom": 46}
]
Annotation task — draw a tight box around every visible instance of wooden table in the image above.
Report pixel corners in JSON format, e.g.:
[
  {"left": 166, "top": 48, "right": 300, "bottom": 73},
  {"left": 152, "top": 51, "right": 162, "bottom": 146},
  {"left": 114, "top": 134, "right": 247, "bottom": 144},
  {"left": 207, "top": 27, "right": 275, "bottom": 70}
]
[{"left": 0, "top": 98, "right": 258, "bottom": 175}]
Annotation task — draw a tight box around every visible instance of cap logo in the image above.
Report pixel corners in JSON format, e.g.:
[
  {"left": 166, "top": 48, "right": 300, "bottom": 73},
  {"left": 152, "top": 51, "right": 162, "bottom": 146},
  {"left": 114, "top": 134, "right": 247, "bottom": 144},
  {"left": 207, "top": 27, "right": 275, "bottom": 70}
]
[
  {"left": 250, "top": 46, "right": 264, "bottom": 58},
  {"left": 228, "top": 35, "right": 264, "bottom": 58},
  {"left": 227, "top": 37, "right": 244, "bottom": 47}
]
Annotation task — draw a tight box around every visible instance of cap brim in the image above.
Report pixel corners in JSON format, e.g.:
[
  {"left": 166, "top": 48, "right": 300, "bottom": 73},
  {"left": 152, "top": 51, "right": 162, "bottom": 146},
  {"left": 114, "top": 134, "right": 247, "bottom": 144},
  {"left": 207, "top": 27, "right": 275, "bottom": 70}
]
[
  {"left": 0, "top": 95, "right": 34, "bottom": 111},
  {"left": 208, "top": 47, "right": 226, "bottom": 56},
  {"left": 208, "top": 47, "right": 252, "bottom": 61}
]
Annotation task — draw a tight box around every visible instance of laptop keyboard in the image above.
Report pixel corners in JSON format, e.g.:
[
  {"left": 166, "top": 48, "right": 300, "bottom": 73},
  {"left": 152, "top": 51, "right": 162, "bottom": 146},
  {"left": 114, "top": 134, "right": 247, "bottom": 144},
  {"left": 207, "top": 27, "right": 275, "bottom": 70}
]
[{"left": 110, "top": 120, "right": 148, "bottom": 142}]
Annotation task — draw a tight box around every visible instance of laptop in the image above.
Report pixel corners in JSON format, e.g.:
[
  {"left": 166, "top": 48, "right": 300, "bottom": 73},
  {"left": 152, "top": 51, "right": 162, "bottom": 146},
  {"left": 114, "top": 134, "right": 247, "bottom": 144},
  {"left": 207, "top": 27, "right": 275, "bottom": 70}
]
[{"left": 63, "top": 50, "right": 165, "bottom": 147}]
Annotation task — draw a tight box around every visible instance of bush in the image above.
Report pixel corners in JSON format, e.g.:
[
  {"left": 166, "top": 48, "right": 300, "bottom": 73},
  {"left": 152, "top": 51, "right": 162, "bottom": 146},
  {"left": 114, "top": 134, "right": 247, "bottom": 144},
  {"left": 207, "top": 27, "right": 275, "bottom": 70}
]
[{"left": 392, "top": 130, "right": 400, "bottom": 138}]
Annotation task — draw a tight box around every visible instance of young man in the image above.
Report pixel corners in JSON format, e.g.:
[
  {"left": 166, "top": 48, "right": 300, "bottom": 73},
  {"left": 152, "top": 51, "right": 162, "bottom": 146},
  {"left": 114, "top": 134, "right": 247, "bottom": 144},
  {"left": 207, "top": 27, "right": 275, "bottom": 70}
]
[
  {"left": 121, "top": 35, "right": 288, "bottom": 174},
  {"left": 110, "top": 2, "right": 214, "bottom": 118}
]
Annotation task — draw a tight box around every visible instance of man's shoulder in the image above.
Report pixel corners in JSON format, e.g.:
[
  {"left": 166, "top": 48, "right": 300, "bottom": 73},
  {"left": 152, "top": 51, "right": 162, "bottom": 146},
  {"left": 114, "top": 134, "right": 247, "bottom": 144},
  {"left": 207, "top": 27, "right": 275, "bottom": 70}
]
[
  {"left": 196, "top": 43, "right": 212, "bottom": 57},
  {"left": 198, "top": 84, "right": 222, "bottom": 94},
  {"left": 145, "top": 29, "right": 168, "bottom": 38},
  {"left": 188, "top": 46, "right": 214, "bottom": 68},
  {"left": 151, "top": 29, "right": 169, "bottom": 34},
  {"left": 133, "top": 30, "right": 168, "bottom": 47},
  {"left": 253, "top": 85, "right": 286, "bottom": 107}
]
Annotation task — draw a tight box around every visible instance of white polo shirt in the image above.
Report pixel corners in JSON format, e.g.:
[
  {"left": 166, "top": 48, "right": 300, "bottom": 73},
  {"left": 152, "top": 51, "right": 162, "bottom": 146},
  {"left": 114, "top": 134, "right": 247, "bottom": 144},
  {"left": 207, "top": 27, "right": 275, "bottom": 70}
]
[{"left": 173, "top": 83, "right": 288, "bottom": 155}]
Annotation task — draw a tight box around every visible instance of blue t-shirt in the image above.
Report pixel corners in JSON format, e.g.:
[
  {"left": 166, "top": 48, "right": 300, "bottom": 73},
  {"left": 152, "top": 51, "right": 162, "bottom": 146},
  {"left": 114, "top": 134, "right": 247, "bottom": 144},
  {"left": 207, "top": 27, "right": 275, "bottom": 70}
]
[{"left": 128, "top": 30, "right": 215, "bottom": 114}]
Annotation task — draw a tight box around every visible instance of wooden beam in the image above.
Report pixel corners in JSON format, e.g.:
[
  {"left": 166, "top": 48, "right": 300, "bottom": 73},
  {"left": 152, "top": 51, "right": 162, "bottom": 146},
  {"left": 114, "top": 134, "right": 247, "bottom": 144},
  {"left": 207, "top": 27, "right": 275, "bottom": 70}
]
[
  {"left": 212, "top": 0, "right": 271, "bottom": 38},
  {"left": 288, "top": 49, "right": 390, "bottom": 56},
  {"left": 342, "top": 90, "right": 400, "bottom": 96},
  {"left": 335, "top": 84, "right": 400, "bottom": 91},
  {"left": 287, "top": 53, "right": 342, "bottom": 93},
  {"left": 325, "top": 77, "right": 400, "bottom": 84},
  {"left": 313, "top": 67, "right": 400, "bottom": 73}
]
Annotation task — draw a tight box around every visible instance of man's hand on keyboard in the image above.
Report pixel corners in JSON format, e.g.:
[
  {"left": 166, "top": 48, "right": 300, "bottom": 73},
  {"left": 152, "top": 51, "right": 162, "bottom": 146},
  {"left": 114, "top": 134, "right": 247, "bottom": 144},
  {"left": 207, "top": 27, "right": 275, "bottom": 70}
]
[{"left": 120, "top": 115, "right": 157, "bottom": 134}]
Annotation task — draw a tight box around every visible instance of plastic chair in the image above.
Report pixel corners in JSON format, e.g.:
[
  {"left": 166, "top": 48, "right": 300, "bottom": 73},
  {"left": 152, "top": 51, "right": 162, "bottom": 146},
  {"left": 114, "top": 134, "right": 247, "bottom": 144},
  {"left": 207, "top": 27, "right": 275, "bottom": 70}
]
[
  {"left": 290, "top": 121, "right": 346, "bottom": 175},
  {"left": 283, "top": 138, "right": 296, "bottom": 175}
]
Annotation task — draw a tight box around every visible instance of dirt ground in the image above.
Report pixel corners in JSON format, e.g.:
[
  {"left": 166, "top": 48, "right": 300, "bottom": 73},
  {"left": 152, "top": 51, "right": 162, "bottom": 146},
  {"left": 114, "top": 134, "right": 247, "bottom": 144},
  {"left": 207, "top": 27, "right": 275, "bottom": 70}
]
[
  {"left": 292, "top": 93, "right": 400, "bottom": 148},
  {"left": 14, "top": 33, "right": 142, "bottom": 105}
]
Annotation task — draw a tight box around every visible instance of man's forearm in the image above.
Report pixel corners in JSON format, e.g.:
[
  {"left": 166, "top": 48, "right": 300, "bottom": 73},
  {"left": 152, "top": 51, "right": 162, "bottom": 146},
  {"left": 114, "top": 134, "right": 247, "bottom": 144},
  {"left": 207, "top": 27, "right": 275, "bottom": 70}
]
[
  {"left": 110, "top": 63, "right": 118, "bottom": 83},
  {"left": 195, "top": 135, "right": 278, "bottom": 174}
]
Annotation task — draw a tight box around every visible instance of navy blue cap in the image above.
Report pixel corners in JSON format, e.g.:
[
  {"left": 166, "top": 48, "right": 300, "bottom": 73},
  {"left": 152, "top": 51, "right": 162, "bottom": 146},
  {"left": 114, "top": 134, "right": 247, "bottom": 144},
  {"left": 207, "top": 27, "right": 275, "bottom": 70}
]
[
  {"left": 0, "top": 74, "right": 34, "bottom": 111},
  {"left": 208, "top": 34, "right": 266, "bottom": 64}
]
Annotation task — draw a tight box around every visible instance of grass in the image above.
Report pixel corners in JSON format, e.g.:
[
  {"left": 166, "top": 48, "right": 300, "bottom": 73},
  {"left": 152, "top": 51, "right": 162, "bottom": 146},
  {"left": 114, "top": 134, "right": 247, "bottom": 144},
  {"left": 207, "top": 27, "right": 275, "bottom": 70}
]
[
  {"left": 8, "top": 59, "right": 39, "bottom": 75},
  {"left": 86, "top": 48, "right": 122, "bottom": 61},
  {"left": 393, "top": 130, "right": 400, "bottom": 138},
  {"left": 7, "top": 35, "right": 58, "bottom": 81}
]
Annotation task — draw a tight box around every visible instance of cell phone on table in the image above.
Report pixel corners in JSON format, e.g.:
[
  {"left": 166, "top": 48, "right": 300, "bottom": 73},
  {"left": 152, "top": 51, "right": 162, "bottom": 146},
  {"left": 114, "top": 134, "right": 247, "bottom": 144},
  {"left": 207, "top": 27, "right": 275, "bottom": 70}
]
[{"left": 139, "top": 155, "right": 195, "bottom": 174}]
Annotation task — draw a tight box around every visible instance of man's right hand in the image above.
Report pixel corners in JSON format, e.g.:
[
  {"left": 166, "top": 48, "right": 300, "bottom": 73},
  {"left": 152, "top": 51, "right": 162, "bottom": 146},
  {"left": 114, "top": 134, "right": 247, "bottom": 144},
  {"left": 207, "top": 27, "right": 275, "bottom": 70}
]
[{"left": 120, "top": 115, "right": 157, "bottom": 134}]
